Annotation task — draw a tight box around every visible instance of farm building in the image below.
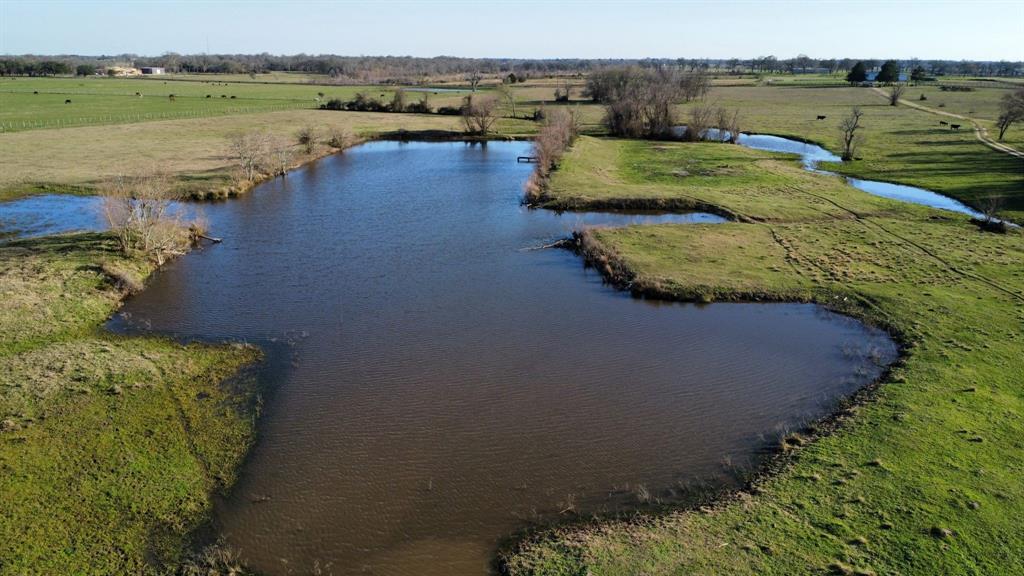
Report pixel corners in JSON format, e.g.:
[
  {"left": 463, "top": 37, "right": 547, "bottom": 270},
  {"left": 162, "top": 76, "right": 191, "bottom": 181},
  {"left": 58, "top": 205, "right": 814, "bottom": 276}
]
[{"left": 139, "top": 66, "right": 165, "bottom": 75}]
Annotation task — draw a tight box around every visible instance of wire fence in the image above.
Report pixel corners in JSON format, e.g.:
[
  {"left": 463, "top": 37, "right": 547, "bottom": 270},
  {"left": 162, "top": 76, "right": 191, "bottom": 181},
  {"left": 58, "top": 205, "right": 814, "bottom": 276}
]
[{"left": 0, "top": 100, "right": 318, "bottom": 133}]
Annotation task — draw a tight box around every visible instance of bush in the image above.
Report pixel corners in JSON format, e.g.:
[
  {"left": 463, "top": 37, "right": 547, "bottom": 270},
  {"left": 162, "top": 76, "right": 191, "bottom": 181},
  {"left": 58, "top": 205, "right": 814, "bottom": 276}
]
[
  {"left": 296, "top": 126, "right": 318, "bottom": 154},
  {"left": 321, "top": 98, "right": 345, "bottom": 110},
  {"left": 326, "top": 128, "right": 351, "bottom": 148},
  {"left": 524, "top": 108, "right": 579, "bottom": 204}
]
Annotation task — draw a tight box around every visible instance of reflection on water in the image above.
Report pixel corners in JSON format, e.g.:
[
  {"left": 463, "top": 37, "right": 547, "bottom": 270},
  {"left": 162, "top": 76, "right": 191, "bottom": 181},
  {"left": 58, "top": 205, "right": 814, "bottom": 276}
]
[{"left": 107, "top": 141, "right": 896, "bottom": 575}]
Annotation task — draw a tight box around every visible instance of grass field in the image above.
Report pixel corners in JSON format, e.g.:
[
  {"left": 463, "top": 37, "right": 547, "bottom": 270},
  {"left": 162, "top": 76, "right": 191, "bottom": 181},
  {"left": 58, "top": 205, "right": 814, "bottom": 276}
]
[
  {"left": 0, "top": 233, "right": 260, "bottom": 574},
  {"left": 0, "top": 75, "right": 481, "bottom": 132},
  {"left": 505, "top": 137, "right": 1024, "bottom": 576},
  {"left": 0, "top": 108, "right": 537, "bottom": 201},
  {"left": 684, "top": 85, "right": 1024, "bottom": 222}
]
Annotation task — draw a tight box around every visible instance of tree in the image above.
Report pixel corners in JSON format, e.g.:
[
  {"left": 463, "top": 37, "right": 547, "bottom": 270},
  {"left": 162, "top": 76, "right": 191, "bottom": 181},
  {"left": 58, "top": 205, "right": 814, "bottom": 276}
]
[
  {"left": 461, "top": 94, "right": 499, "bottom": 135},
  {"left": 466, "top": 71, "right": 482, "bottom": 92},
  {"left": 888, "top": 83, "right": 906, "bottom": 106},
  {"left": 496, "top": 83, "right": 518, "bottom": 118},
  {"left": 876, "top": 60, "right": 901, "bottom": 84},
  {"left": 995, "top": 88, "right": 1024, "bottom": 141},
  {"left": 978, "top": 196, "right": 1004, "bottom": 224},
  {"left": 75, "top": 64, "right": 96, "bottom": 76},
  {"left": 228, "top": 131, "right": 271, "bottom": 181},
  {"left": 910, "top": 66, "right": 928, "bottom": 82},
  {"left": 103, "top": 170, "right": 192, "bottom": 265},
  {"left": 839, "top": 107, "right": 865, "bottom": 161},
  {"left": 389, "top": 89, "right": 407, "bottom": 112},
  {"left": 846, "top": 61, "right": 868, "bottom": 84}
]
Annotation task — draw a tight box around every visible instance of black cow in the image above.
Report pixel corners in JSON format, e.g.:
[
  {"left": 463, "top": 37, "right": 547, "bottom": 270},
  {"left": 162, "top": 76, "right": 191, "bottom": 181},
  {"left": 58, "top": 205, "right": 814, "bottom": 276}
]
[
  {"left": 816, "top": 115, "right": 827, "bottom": 120},
  {"left": 64, "top": 99, "right": 71, "bottom": 104},
  {"left": 950, "top": 124, "right": 961, "bottom": 130},
  {"left": 939, "top": 121, "right": 949, "bottom": 126}
]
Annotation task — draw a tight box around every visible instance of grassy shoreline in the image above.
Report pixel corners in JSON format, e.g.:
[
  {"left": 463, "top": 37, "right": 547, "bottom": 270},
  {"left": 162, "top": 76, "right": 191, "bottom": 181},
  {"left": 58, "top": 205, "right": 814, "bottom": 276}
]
[
  {"left": 0, "top": 233, "right": 262, "bottom": 574},
  {"left": 504, "top": 137, "right": 1024, "bottom": 575}
]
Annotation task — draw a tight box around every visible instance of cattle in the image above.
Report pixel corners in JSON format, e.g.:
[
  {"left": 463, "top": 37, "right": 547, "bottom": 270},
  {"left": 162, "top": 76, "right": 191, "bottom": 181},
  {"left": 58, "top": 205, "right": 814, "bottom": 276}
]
[
  {"left": 32, "top": 90, "right": 38, "bottom": 94},
  {"left": 135, "top": 92, "right": 141, "bottom": 97},
  {"left": 64, "top": 99, "right": 71, "bottom": 104},
  {"left": 168, "top": 94, "right": 176, "bottom": 102},
  {"left": 816, "top": 115, "right": 827, "bottom": 120},
  {"left": 939, "top": 121, "right": 949, "bottom": 126},
  {"left": 950, "top": 124, "right": 961, "bottom": 130}
]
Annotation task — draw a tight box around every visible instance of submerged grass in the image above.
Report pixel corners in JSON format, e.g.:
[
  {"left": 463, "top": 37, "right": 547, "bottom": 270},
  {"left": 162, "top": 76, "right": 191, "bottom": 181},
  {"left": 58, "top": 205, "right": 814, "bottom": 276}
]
[
  {"left": 505, "top": 137, "right": 1024, "bottom": 575},
  {"left": 0, "top": 233, "right": 260, "bottom": 574}
]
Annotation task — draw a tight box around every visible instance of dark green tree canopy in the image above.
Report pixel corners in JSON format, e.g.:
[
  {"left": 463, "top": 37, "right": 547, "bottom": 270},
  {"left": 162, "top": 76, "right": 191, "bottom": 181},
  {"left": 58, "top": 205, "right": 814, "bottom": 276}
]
[
  {"left": 846, "top": 61, "right": 868, "bottom": 83},
  {"left": 876, "top": 60, "right": 901, "bottom": 83}
]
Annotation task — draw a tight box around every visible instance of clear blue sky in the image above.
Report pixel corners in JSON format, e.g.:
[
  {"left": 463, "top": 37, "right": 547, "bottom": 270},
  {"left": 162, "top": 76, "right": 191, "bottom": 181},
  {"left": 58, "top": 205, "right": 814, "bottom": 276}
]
[{"left": 2, "top": 0, "right": 1021, "bottom": 60}]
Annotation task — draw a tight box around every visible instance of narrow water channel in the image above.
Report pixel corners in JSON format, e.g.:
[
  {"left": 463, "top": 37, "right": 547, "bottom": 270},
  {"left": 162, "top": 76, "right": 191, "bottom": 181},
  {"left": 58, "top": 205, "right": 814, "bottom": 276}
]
[
  {"left": 94, "top": 141, "right": 897, "bottom": 575},
  {"left": 687, "top": 127, "right": 989, "bottom": 219}
]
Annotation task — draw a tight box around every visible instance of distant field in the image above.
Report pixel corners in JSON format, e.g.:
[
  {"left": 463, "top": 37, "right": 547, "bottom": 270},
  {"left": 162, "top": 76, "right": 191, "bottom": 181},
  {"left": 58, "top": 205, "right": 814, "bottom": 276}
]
[
  {"left": 687, "top": 85, "right": 1024, "bottom": 220},
  {"left": 0, "top": 76, "right": 392, "bottom": 131}
]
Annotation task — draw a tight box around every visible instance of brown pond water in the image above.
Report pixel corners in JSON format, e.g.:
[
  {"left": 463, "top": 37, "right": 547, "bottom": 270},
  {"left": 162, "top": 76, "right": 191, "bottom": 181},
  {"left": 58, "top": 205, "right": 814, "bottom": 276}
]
[{"left": 107, "top": 141, "right": 897, "bottom": 575}]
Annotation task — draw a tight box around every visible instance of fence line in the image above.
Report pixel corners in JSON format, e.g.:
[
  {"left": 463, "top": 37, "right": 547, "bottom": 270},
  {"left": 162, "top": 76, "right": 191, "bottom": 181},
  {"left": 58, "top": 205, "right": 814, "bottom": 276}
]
[{"left": 0, "top": 101, "right": 317, "bottom": 133}]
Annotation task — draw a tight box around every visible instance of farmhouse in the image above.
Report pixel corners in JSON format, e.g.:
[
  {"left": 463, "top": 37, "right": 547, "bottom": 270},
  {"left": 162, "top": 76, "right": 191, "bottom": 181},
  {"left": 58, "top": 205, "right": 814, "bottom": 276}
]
[{"left": 140, "top": 66, "right": 165, "bottom": 75}]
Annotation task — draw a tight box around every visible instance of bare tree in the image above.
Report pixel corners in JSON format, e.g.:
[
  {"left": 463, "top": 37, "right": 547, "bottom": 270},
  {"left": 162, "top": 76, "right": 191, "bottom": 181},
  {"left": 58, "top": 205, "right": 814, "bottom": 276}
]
[
  {"left": 995, "top": 88, "right": 1024, "bottom": 141},
  {"left": 681, "top": 105, "right": 715, "bottom": 142},
  {"left": 268, "top": 135, "right": 293, "bottom": 176},
  {"left": 496, "top": 83, "right": 518, "bottom": 118},
  {"left": 466, "top": 71, "right": 482, "bottom": 92},
  {"left": 103, "top": 170, "right": 192, "bottom": 264},
  {"left": 229, "top": 131, "right": 271, "bottom": 181},
  {"left": 888, "top": 83, "right": 906, "bottom": 106},
  {"left": 461, "top": 95, "right": 499, "bottom": 135},
  {"left": 839, "top": 106, "right": 865, "bottom": 161},
  {"left": 524, "top": 107, "right": 580, "bottom": 204},
  {"left": 979, "top": 195, "right": 1004, "bottom": 223},
  {"left": 715, "top": 107, "right": 742, "bottom": 143}
]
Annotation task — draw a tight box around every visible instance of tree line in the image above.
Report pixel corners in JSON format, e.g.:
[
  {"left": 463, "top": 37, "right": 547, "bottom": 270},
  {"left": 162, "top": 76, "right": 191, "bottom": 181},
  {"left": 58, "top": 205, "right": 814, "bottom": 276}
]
[{"left": 2, "top": 54, "right": 1020, "bottom": 80}]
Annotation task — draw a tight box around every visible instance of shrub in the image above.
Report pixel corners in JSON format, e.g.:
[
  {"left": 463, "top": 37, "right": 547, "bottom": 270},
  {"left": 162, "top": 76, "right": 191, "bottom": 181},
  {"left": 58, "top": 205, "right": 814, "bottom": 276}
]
[
  {"left": 524, "top": 107, "right": 579, "bottom": 204},
  {"left": 296, "top": 125, "right": 318, "bottom": 154},
  {"left": 326, "top": 127, "right": 351, "bottom": 148}
]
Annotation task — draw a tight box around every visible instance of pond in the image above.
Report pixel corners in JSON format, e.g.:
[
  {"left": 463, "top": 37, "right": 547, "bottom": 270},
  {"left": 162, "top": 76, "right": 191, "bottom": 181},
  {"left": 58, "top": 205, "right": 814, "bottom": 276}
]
[{"left": 102, "top": 141, "right": 896, "bottom": 575}]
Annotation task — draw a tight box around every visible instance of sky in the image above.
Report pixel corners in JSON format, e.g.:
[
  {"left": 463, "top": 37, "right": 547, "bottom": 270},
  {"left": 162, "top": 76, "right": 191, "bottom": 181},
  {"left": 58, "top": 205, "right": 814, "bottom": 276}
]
[{"left": 1, "top": 0, "right": 1022, "bottom": 60}]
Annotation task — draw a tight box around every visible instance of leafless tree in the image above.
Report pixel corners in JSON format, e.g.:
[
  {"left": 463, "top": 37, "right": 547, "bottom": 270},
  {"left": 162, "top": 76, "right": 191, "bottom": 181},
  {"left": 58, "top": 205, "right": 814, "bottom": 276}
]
[
  {"left": 229, "top": 130, "right": 271, "bottom": 181},
  {"left": 592, "top": 66, "right": 709, "bottom": 139},
  {"left": 268, "top": 135, "right": 293, "bottom": 176},
  {"left": 681, "top": 105, "right": 715, "bottom": 142},
  {"left": 461, "top": 94, "right": 499, "bottom": 135},
  {"left": 103, "top": 170, "right": 191, "bottom": 264},
  {"left": 466, "top": 71, "right": 482, "bottom": 92},
  {"left": 995, "top": 88, "right": 1024, "bottom": 141},
  {"left": 725, "top": 109, "right": 741, "bottom": 143},
  {"left": 496, "top": 83, "right": 518, "bottom": 118},
  {"left": 839, "top": 106, "right": 865, "bottom": 161},
  {"left": 888, "top": 83, "right": 906, "bottom": 106},
  {"left": 979, "top": 196, "right": 1004, "bottom": 223},
  {"left": 524, "top": 107, "right": 580, "bottom": 204}
]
